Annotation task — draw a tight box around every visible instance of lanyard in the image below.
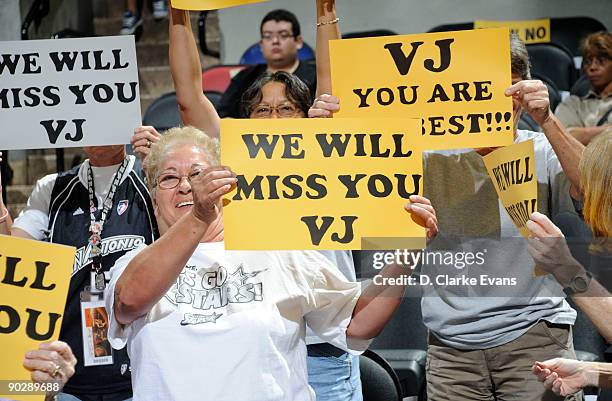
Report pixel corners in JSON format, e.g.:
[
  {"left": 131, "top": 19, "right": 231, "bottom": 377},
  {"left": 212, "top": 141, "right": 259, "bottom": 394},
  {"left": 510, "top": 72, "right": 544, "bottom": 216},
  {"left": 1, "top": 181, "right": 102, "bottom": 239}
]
[{"left": 87, "top": 158, "right": 129, "bottom": 290}]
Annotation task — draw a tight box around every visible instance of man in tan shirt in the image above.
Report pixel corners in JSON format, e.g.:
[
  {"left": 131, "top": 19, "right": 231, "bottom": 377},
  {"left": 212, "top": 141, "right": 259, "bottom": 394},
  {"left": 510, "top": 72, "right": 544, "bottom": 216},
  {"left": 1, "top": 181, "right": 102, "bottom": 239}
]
[{"left": 556, "top": 31, "right": 611, "bottom": 145}]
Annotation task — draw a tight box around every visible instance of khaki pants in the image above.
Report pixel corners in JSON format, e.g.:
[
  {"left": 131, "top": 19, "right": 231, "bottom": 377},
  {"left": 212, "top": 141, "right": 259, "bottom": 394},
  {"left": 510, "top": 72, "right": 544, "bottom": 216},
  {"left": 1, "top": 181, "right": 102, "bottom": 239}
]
[{"left": 426, "top": 320, "right": 582, "bottom": 401}]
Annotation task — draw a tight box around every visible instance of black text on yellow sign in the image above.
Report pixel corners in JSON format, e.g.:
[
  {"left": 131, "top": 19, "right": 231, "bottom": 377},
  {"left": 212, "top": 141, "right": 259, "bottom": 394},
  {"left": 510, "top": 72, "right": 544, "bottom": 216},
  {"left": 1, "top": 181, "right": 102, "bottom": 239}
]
[
  {"left": 221, "top": 118, "right": 426, "bottom": 250},
  {"left": 330, "top": 28, "right": 514, "bottom": 150},
  {"left": 482, "top": 140, "right": 538, "bottom": 238},
  {"left": 475, "top": 19, "right": 551, "bottom": 44},
  {"left": 0, "top": 235, "right": 74, "bottom": 384}
]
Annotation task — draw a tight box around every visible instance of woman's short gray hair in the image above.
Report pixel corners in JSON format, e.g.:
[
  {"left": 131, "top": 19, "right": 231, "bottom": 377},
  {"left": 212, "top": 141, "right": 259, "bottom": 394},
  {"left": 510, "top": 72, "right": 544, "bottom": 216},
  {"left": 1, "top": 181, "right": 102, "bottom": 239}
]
[{"left": 144, "top": 126, "right": 220, "bottom": 192}]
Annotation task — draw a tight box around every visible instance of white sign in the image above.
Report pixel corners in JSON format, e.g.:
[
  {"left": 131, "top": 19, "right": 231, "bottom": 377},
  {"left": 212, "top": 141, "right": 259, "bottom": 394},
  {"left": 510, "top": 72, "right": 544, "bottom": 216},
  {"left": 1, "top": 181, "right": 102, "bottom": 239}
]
[{"left": 0, "top": 35, "right": 141, "bottom": 150}]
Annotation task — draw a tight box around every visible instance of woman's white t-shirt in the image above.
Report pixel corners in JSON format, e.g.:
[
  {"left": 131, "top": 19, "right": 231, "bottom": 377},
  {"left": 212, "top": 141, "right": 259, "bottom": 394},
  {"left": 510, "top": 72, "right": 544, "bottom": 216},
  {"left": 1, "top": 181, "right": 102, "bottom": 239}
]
[{"left": 105, "top": 242, "right": 367, "bottom": 401}]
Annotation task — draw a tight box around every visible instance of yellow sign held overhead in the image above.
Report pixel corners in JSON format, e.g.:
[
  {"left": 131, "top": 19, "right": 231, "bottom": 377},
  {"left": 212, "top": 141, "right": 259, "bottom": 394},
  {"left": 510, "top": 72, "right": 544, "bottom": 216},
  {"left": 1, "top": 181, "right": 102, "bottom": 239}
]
[
  {"left": 475, "top": 19, "right": 551, "bottom": 44},
  {"left": 0, "top": 235, "right": 74, "bottom": 401},
  {"left": 482, "top": 140, "right": 538, "bottom": 239},
  {"left": 221, "top": 117, "right": 425, "bottom": 250},
  {"left": 330, "top": 28, "right": 514, "bottom": 150},
  {"left": 171, "top": 0, "right": 267, "bottom": 10}
]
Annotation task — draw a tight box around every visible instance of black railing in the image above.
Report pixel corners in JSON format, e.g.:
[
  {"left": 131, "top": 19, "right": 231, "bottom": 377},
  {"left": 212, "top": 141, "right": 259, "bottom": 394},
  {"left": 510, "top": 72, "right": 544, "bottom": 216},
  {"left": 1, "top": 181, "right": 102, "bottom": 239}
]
[
  {"left": 21, "top": 0, "right": 50, "bottom": 40},
  {"left": 198, "top": 11, "right": 220, "bottom": 59}
]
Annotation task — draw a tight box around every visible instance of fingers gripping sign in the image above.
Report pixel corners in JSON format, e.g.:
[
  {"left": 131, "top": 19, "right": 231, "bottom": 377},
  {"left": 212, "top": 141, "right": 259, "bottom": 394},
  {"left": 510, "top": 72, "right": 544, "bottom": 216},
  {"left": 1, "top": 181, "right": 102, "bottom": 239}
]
[
  {"left": 23, "top": 340, "right": 77, "bottom": 392},
  {"left": 308, "top": 94, "right": 340, "bottom": 118},
  {"left": 505, "top": 80, "right": 551, "bottom": 127},
  {"left": 525, "top": 211, "right": 564, "bottom": 238},
  {"left": 404, "top": 194, "right": 438, "bottom": 242},
  {"left": 131, "top": 125, "right": 162, "bottom": 161},
  {"left": 190, "top": 166, "right": 237, "bottom": 225}
]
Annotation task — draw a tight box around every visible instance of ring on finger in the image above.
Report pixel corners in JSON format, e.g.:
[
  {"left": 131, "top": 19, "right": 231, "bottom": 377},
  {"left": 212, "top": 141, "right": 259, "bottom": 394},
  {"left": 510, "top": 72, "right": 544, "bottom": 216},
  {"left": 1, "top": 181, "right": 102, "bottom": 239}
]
[
  {"left": 51, "top": 363, "right": 62, "bottom": 378},
  {"left": 146, "top": 139, "right": 152, "bottom": 148}
]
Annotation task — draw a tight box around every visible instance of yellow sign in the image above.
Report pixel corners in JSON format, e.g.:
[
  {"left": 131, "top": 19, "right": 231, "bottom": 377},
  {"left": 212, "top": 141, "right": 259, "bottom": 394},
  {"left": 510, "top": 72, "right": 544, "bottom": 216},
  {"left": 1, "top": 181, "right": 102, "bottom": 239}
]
[
  {"left": 475, "top": 19, "right": 550, "bottom": 44},
  {"left": 170, "top": 0, "right": 267, "bottom": 10},
  {"left": 221, "top": 118, "right": 426, "bottom": 250},
  {"left": 0, "top": 235, "right": 74, "bottom": 401},
  {"left": 330, "top": 28, "right": 514, "bottom": 150},
  {"left": 482, "top": 140, "right": 538, "bottom": 238}
]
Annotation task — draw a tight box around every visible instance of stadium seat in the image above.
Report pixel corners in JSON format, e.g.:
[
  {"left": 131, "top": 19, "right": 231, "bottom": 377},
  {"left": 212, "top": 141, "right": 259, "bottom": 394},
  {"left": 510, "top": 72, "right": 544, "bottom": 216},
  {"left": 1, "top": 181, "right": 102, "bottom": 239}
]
[
  {"left": 204, "top": 90, "right": 223, "bottom": 111},
  {"left": 354, "top": 251, "right": 427, "bottom": 398},
  {"left": 375, "top": 349, "right": 427, "bottom": 400},
  {"left": 355, "top": 251, "right": 428, "bottom": 352},
  {"left": 531, "top": 72, "right": 562, "bottom": 111},
  {"left": 342, "top": 29, "right": 397, "bottom": 39},
  {"left": 359, "top": 350, "right": 404, "bottom": 401},
  {"left": 550, "top": 16, "right": 607, "bottom": 58},
  {"left": 202, "top": 65, "right": 248, "bottom": 93},
  {"left": 518, "top": 112, "right": 541, "bottom": 132},
  {"left": 198, "top": 11, "right": 220, "bottom": 59},
  {"left": 428, "top": 22, "right": 473, "bottom": 33},
  {"left": 239, "top": 42, "right": 315, "bottom": 65},
  {"left": 142, "top": 92, "right": 181, "bottom": 132},
  {"left": 570, "top": 74, "right": 592, "bottom": 97},
  {"left": 527, "top": 43, "right": 577, "bottom": 91}
]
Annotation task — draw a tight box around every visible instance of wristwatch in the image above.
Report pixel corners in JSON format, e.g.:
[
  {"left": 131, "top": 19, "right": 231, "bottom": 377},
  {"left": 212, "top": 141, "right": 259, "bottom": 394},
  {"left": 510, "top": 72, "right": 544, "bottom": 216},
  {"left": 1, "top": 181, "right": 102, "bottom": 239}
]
[{"left": 563, "top": 270, "right": 593, "bottom": 295}]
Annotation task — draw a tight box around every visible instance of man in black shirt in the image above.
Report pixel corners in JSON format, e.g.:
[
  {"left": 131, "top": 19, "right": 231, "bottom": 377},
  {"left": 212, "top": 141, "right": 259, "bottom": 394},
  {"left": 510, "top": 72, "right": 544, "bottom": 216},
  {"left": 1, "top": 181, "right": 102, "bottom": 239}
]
[
  {"left": 1, "top": 131, "right": 160, "bottom": 401},
  {"left": 217, "top": 9, "right": 316, "bottom": 118}
]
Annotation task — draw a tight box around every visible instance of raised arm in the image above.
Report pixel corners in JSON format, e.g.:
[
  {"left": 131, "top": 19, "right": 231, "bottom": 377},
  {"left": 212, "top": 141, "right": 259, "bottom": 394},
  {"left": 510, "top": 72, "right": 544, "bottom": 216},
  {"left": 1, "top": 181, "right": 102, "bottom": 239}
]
[
  {"left": 169, "top": 7, "right": 220, "bottom": 137},
  {"left": 113, "top": 166, "right": 235, "bottom": 324},
  {"left": 315, "top": 0, "right": 341, "bottom": 97}
]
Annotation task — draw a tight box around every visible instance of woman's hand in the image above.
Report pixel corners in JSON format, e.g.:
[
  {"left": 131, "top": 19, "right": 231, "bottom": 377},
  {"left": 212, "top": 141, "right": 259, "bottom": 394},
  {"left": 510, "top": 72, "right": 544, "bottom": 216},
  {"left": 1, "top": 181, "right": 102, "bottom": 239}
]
[
  {"left": 190, "top": 166, "right": 237, "bottom": 225},
  {"left": 505, "top": 80, "right": 552, "bottom": 127},
  {"left": 405, "top": 195, "right": 438, "bottom": 242},
  {"left": 308, "top": 94, "right": 340, "bottom": 118},
  {"left": 23, "top": 341, "right": 77, "bottom": 397},
  {"left": 526, "top": 212, "right": 582, "bottom": 286},
  {"left": 130, "top": 126, "right": 162, "bottom": 162},
  {"left": 532, "top": 358, "right": 594, "bottom": 396}
]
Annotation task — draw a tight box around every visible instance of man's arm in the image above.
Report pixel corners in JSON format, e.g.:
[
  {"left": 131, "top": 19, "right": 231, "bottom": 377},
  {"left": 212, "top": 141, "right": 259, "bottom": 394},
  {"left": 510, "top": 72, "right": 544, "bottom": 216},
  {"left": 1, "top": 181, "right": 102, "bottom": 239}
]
[
  {"left": 169, "top": 7, "right": 220, "bottom": 137},
  {"left": 540, "top": 115, "right": 584, "bottom": 192},
  {"left": 506, "top": 81, "right": 584, "bottom": 192}
]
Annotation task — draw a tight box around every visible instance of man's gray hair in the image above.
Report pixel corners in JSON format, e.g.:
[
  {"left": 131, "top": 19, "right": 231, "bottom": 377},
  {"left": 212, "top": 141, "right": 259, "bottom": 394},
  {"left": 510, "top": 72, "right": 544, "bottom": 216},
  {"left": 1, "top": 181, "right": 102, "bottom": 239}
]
[{"left": 510, "top": 32, "right": 531, "bottom": 80}]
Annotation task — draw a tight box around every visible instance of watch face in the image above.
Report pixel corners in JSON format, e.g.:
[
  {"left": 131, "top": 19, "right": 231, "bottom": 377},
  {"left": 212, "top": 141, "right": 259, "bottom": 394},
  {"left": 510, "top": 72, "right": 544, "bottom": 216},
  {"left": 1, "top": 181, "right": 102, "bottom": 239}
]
[{"left": 573, "top": 276, "right": 588, "bottom": 292}]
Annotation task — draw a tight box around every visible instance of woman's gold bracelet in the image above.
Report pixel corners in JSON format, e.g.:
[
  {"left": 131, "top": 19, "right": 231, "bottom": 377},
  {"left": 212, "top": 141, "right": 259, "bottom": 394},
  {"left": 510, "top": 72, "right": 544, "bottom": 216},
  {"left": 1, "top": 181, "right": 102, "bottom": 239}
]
[{"left": 317, "top": 17, "right": 339, "bottom": 27}]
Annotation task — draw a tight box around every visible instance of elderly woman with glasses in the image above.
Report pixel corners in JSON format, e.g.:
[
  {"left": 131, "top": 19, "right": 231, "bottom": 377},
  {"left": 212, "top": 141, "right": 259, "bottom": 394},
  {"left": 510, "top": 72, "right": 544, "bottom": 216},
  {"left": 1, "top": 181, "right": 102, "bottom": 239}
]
[{"left": 103, "top": 126, "right": 437, "bottom": 401}]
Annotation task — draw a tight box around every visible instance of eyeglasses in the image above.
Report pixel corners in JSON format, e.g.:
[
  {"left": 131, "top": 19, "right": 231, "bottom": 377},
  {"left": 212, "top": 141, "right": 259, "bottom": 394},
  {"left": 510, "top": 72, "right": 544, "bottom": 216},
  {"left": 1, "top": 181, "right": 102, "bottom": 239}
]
[
  {"left": 251, "top": 103, "right": 301, "bottom": 118},
  {"left": 156, "top": 170, "right": 202, "bottom": 190},
  {"left": 261, "top": 31, "right": 295, "bottom": 42},
  {"left": 583, "top": 56, "right": 610, "bottom": 68}
]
